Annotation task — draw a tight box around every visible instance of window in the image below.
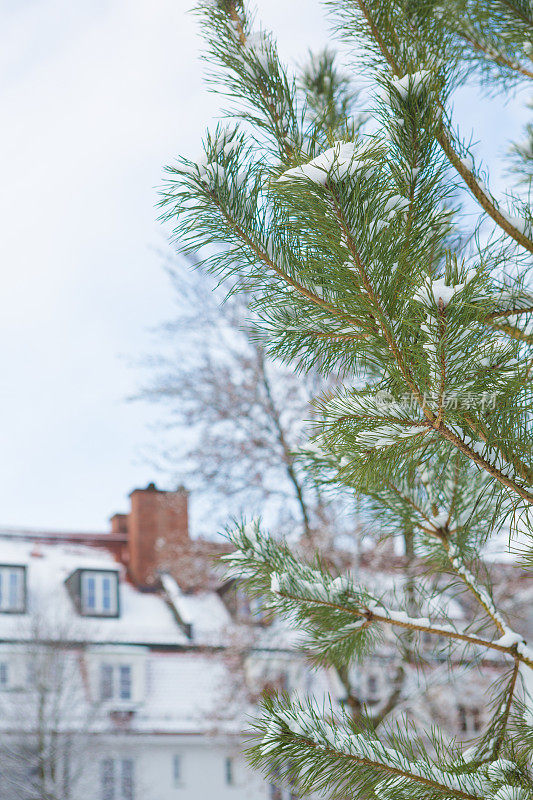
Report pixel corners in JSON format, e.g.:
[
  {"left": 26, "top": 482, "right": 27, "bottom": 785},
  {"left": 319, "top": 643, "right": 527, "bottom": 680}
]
[
  {"left": 269, "top": 781, "right": 282, "bottom": 800},
  {"left": 81, "top": 571, "right": 118, "bottom": 616},
  {"left": 99, "top": 664, "right": 132, "bottom": 702},
  {"left": 100, "top": 758, "right": 134, "bottom": 800},
  {"left": 269, "top": 784, "right": 299, "bottom": 800},
  {"left": 0, "top": 566, "right": 25, "bottom": 613},
  {"left": 100, "top": 664, "right": 114, "bottom": 701},
  {"left": 269, "top": 767, "right": 299, "bottom": 800},
  {"left": 173, "top": 754, "right": 182, "bottom": 786},
  {"left": 102, "top": 577, "right": 112, "bottom": 611},
  {"left": 472, "top": 708, "right": 481, "bottom": 732},
  {"left": 458, "top": 705, "right": 481, "bottom": 733},
  {"left": 102, "top": 760, "right": 114, "bottom": 800},
  {"left": 235, "top": 588, "right": 251, "bottom": 621},
  {"left": 225, "top": 757, "right": 234, "bottom": 786},
  {"left": 119, "top": 665, "right": 132, "bottom": 700},
  {"left": 26, "top": 661, "right": 35, "bottom": 685},
  {"left": 0, "top": 663, "right": 8, "bottom": 688},
  {"left": 122, "top": 759, "right": 134, "bottom": 800},
  {"left": 86, "top": 576, "right": 96, "bottom": 610},
  {"left": 249, "top": 596, "right": 268, "bottom": 623}
]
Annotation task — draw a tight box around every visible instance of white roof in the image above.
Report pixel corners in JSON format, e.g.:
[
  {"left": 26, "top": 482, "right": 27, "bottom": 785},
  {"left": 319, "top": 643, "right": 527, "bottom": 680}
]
[{"left": 0, "top": 537, "right": 189, "bottom": 646}]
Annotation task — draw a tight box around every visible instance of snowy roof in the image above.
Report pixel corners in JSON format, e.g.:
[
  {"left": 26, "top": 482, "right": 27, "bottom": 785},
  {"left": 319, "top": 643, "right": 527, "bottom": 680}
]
[
  {"left": 161, "top": 573, "right": 232, "bottom": 644},
  {"left": 134, "top": 651, "right": 249, "bottom": 733},
  {"left": 0, "top": 537, "right": 189, "bottom": 646},
  {"left": 0, "top": 526, "right": 125, "bottom": 542}
]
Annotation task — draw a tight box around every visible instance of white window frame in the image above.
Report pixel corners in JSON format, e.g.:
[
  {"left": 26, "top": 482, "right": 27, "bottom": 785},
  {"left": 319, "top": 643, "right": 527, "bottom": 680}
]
[
  {"left": 101, "top": 757, "right": 134, "bottom": 800},
  {"left": 81, "top": 571, "right": 118, "bottom": 616},
  {"left": 0, "top": 566, "right": 25, "bottom": 613},
  {"left": 99, "top": 663, "right": 133, "bottom": 702}
]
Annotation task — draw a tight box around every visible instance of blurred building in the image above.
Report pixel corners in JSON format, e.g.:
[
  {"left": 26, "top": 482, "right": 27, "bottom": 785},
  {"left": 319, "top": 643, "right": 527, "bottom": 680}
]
[{"left": 0, "top": 483, "right": 529, "bottom": 800}]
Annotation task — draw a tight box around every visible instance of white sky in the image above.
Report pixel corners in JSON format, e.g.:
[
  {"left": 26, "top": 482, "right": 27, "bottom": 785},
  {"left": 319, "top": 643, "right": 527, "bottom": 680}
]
[{"left": 0, "top": 0, "right": 530, "bottom": 532}]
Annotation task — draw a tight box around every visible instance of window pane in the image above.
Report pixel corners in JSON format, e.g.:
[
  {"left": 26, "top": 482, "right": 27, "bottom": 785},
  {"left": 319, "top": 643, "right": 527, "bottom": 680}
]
[
  {"left": 100, "top": 664, "right": 114, "bottom": 701},
  {"left": 173, "top": 755, "right": 181, "bottom": 784},
  {"left": 121, "top": 759, "right": 134, "bottom": 800},
  {"left": 8, "top": 571, "right": 19, "bottom": 608},
  {"left": 0, "top": 663, "right": 8, "bottom": 686},
  {"left": 0, "top": 568, "right": 25, "bottom": 611},
  {"left": 225, "top": 757, "right": 233, "bottom": 785},
  {"left": 86, "top": 576, "right": 96, "bottom": 610},
  {"left": 269, "top": 784, "right": 282, "bottom": 800},
  {"left": 102, "top": 577, "right": 112, "bottom": 611},
  {"left": 101, "top": 759, "right": 114, "bottom": 800},
  {"left": 119, "top": 665, "right": 132, "bottom": 700}
]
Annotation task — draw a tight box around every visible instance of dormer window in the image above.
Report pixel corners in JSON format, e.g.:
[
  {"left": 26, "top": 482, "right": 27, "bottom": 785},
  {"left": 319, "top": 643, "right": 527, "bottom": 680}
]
[
  {"left": 81, "top": 571, "right": 119, "bottom": 616},
  {"left": 0, "top": 565, "right": 26, "bottom": 613},
  {"left": 100, "top": 663, "right": 133, "bottom": 701}
]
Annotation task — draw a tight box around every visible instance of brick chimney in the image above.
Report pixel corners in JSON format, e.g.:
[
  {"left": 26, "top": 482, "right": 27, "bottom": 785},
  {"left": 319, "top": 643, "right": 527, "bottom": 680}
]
[
  {"left": 127, "top": 483, "right": 190, "bottom": 588},
  {"left": 110, "top": 513, "right": 128, "bottom": 534}
]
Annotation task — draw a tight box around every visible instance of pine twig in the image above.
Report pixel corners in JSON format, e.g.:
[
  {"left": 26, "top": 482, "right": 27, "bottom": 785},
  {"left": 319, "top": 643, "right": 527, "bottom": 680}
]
[{"left": 437, "top": 128, "right": 533, "bottom": 253}]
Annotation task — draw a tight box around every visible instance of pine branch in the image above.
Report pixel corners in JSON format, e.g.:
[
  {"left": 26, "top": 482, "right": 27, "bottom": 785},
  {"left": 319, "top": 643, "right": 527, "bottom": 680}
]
[
  {"left": 204, "top": 186, "right": 369, "bottom": 331},
  {"left": 224, "top": 523, "right": 533, "bottom": 669},
  {"left": 486, "top": 305, "right": 533, "bottom": 321},
  {"left": 256, "top": 348, "right": 312, "bottom": 538},
  {"left": 496, "top": 0, "right": 533, "bottom": 27},
  {"left": 325, "top": 196, "right": 429, "bottom": 407},
  {"left": 489, "top": 659, "right": 521, "bottom": 759},
  {"left": 308, "top": 180, "right": 533, "bottom": 502},
  {"left": 436, "top": 129, "right": 533, "bottom": 253},
  {"left": 252, "top": 695, "right": 489, "bottom": 800},
  {"left": 383, "top": 470, "right": 520, "bottom": 638},
  {"left": 457, "top": 412, "right": 533, "bottom": 487},
  {"left": 485, "top": 320, "right": 533, "bottom": 345},
  {"left": 317, "top": 340, "right": 533, "bottom": 505},
  {"left": 166, "top": 2, "right": 533, "bottom": 787},
  {"left": 336, "top": 0, "right": 533, "bottom": 252},
  {"left": 216, "top": 0, "right": 295, "bottom": 161},
  {"left": 455, "top": 29, "right": 533, "bottom": 79}
]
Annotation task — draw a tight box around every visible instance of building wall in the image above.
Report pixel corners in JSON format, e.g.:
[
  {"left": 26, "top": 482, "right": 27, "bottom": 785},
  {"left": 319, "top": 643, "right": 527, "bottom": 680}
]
[{"left": 74, "top": 736, "right": 271, "bottom": 800}]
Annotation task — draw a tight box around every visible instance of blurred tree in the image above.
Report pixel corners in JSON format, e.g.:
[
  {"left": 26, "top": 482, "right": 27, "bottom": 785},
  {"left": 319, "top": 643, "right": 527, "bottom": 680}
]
[
  {"left": 139, "top": 252, "right": 337, "bottom": 539},
  {"left": 0, "top": 610, "right": 100, "bottom": 800}
]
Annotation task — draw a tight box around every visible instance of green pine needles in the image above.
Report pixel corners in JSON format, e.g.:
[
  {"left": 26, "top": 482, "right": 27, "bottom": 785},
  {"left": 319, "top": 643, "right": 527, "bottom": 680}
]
[{"left": 161, "top": 0, "right": 533, "bottom": 798}]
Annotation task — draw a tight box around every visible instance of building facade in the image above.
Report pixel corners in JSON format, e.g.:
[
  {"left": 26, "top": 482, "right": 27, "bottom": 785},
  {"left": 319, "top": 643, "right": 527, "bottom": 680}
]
[{"left": 0, "top": 483, "right": 529, "bottom": 800}]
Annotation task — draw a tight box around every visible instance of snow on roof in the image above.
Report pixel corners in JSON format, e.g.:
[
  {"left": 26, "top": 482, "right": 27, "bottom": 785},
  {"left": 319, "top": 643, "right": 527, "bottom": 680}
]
[
  {"left": 162, "top": 573, "right": 232, "bottom": 644},
  {"left": 136, "top": 651, "right": 248, "bottom": 733},
  {"left": 0, "top": 537, "right": 189, "bottom": 646},
  {"left": 0, "top": 526, "right": 124, "bottom": 541}
]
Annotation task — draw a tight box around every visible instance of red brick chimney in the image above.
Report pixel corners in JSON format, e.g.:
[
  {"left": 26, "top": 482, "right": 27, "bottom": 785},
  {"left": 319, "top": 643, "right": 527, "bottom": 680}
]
[
  {"left": 126, "top": 483, "right": 190, "bottom": 588},
  {"left": 110, "top": 513, "right": 128, "bottom": 534}
]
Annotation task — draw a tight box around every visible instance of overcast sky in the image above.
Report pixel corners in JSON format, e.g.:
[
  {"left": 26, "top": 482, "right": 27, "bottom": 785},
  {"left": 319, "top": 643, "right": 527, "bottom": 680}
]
[{"left": 0, "top": 0, "right": 530, "bottom": 533}]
